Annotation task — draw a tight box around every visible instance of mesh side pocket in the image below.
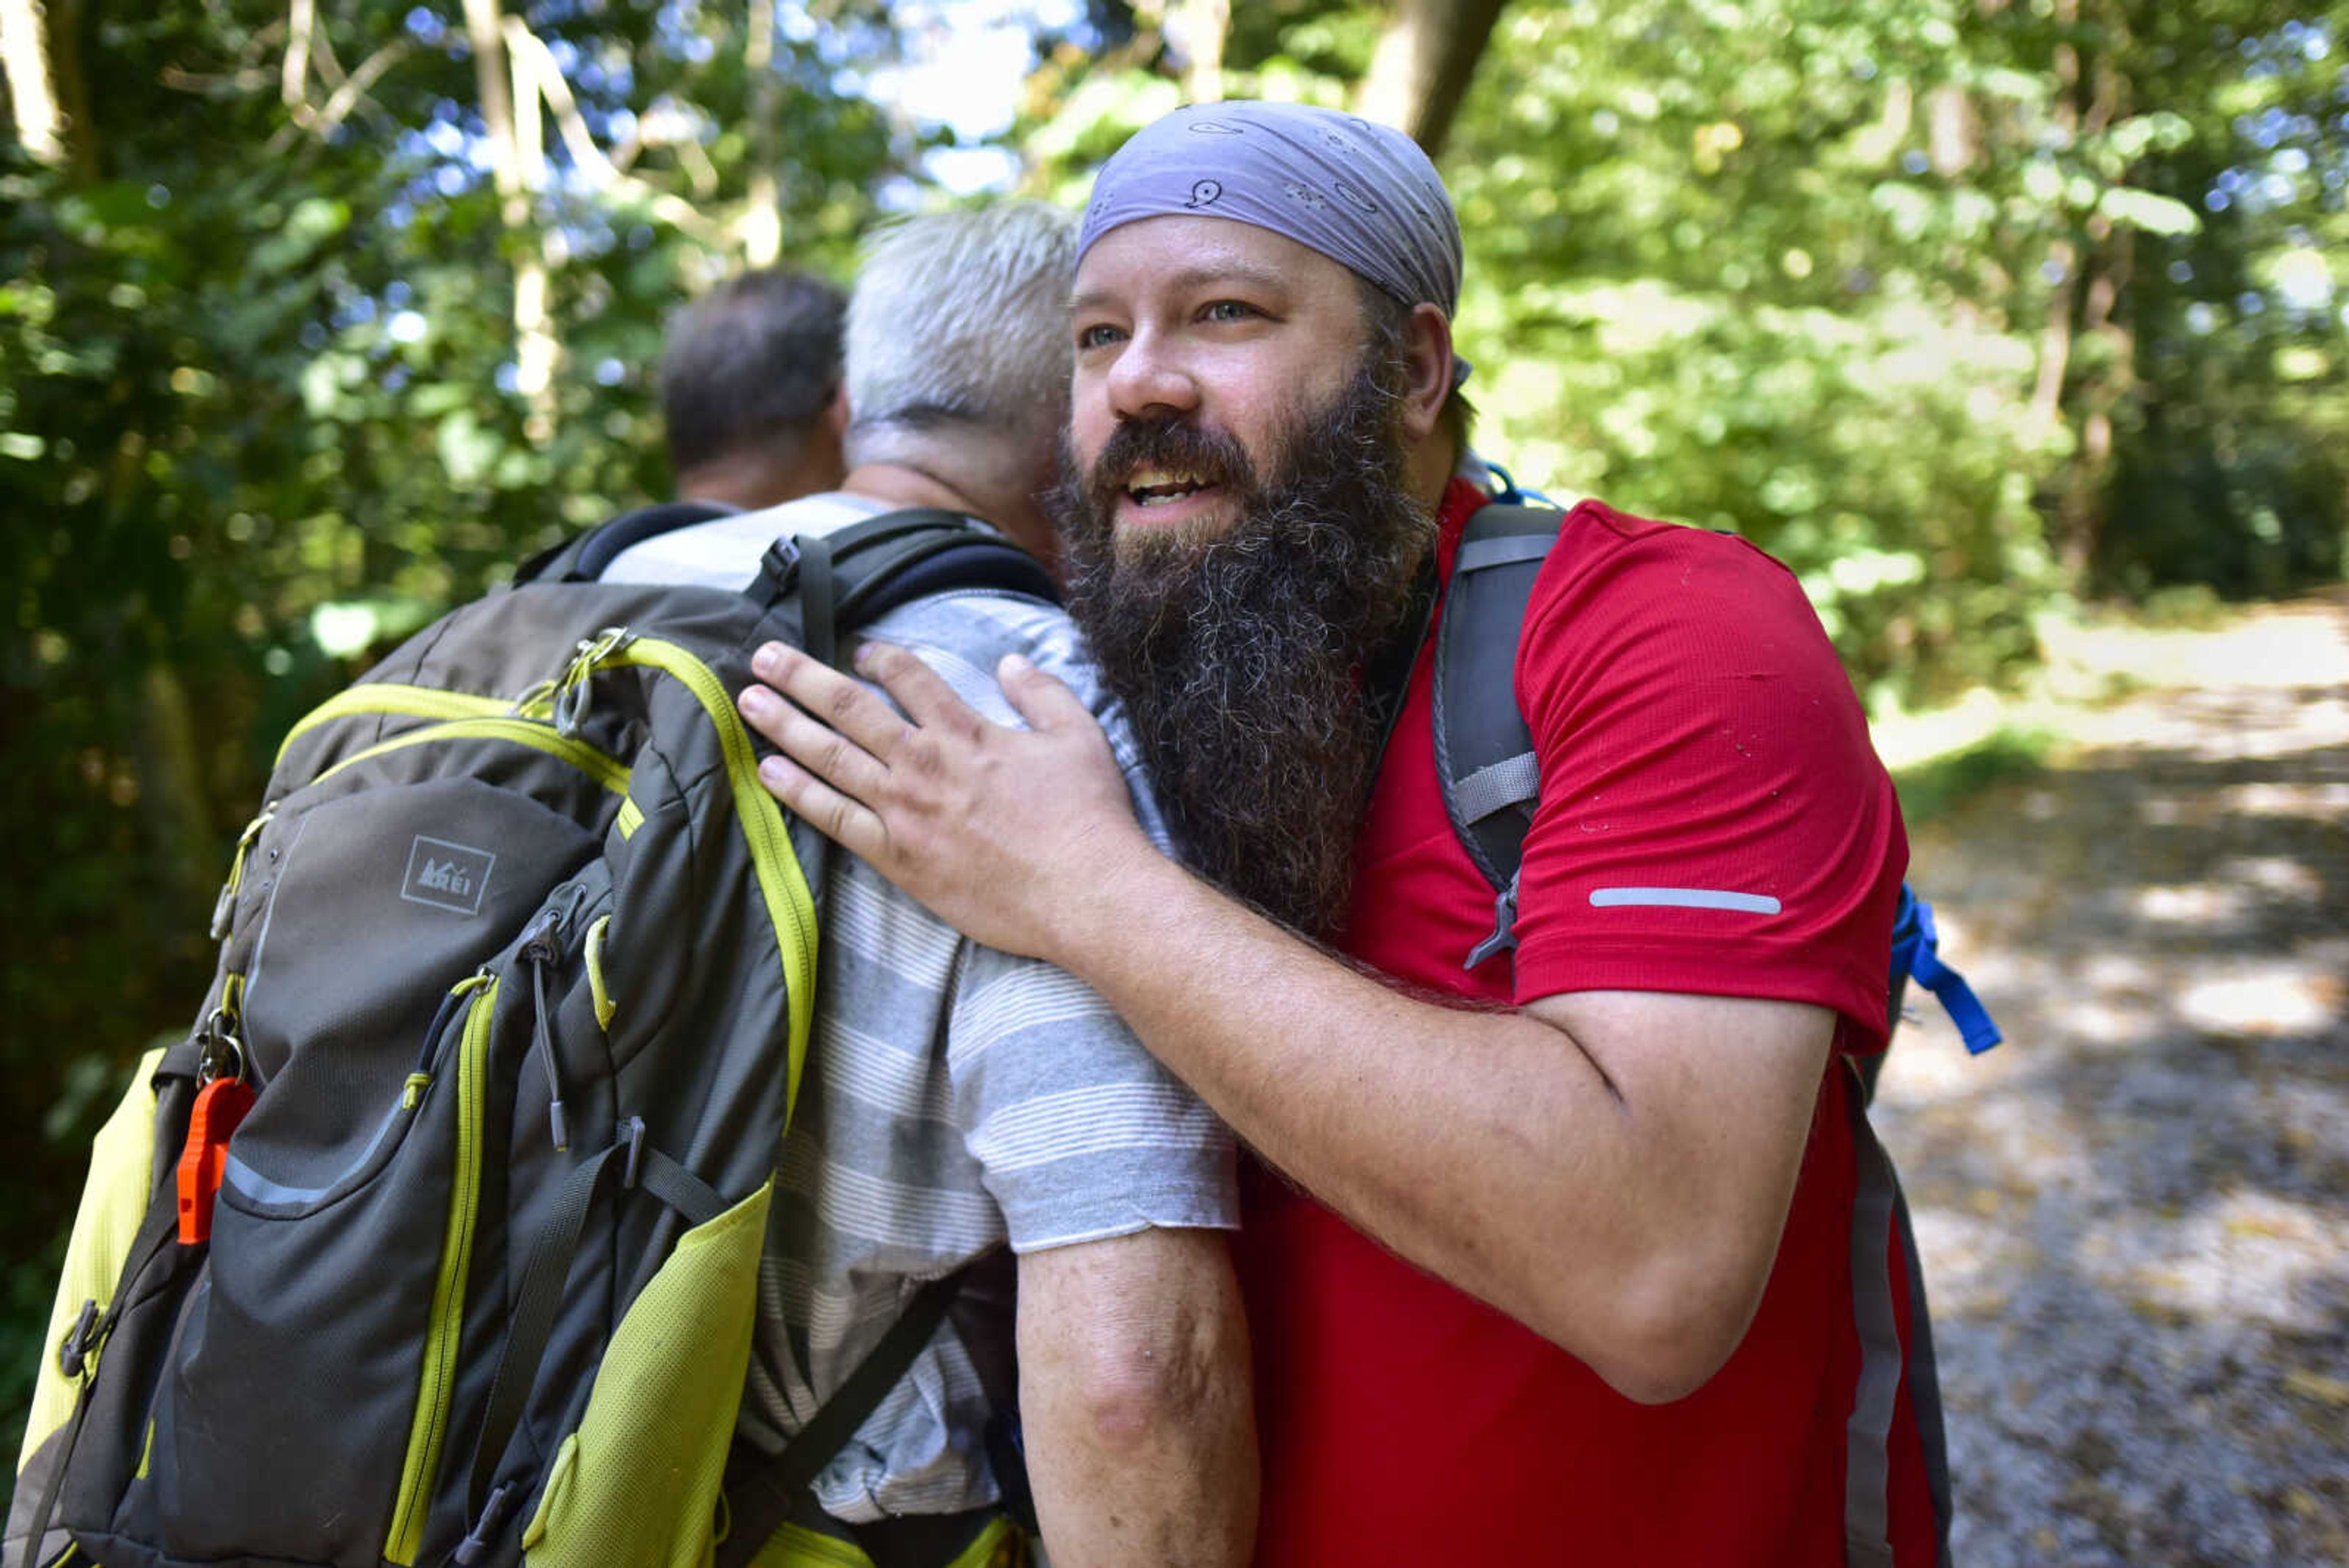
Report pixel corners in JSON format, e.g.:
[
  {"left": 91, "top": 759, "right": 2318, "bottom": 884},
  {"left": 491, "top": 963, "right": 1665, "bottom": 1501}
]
[
  {"left": 14, "top": 1047, "right": 164, "bottom": 1477},
  {"left": 521, "top": 1179, "right": 771, "bottom": 1568}
]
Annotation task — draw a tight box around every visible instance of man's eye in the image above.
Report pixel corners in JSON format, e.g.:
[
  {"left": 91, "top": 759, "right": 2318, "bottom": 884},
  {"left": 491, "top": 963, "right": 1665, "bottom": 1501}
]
[
  {"left": 1201, "top": 300, "right": 1260, "bottom": 324},
  {"left": 1076, "top": 323, "right": 1124, "bottom": 350}
]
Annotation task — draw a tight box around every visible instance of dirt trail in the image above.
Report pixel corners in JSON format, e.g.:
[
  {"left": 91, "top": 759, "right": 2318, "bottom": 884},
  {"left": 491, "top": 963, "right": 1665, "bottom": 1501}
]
[{"left": 1874, "top": 590, "right": 2349, "bottom": 1566}]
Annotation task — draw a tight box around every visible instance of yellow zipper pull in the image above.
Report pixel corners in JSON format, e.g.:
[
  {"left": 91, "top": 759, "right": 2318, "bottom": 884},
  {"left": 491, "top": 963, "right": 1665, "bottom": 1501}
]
[{"left": 209, "top": 803, "right": 278, "bottom": 940}]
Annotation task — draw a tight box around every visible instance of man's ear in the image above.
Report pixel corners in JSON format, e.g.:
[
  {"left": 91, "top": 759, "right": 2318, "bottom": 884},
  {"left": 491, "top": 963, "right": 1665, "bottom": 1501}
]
[
  {"left": 825, "top": 381, "right": 852, "bottom": 440},
  {"left": 1398, "top": 302, "right": 1455, "bottom": 445}
]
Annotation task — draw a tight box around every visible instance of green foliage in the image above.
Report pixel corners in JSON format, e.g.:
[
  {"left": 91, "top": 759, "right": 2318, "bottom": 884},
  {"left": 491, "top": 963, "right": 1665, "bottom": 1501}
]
[
  {"left": 0, "top": 0, "right": 916, "bottom": 1469},
  {"left": 1891, "top": 724, "right": 2060, "bottom": 828},
  {"left": 6, "top": 0, "right": 2347, "bottom": 1486}
]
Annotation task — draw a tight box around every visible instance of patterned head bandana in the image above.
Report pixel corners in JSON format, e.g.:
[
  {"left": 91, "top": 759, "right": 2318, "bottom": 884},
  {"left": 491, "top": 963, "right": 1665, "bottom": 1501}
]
[{"left": 1077, "top": 100, "right": 1464, "bottom": 320}]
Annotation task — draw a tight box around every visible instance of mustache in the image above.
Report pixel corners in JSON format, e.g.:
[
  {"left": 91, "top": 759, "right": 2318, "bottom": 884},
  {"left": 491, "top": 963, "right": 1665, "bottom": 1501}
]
[
  {"left": 1053, "top": 352, "right": 1434, "bottom": 939},
  {"left": 1086, "top": 414, "right": 1256, "bottom": 511}
]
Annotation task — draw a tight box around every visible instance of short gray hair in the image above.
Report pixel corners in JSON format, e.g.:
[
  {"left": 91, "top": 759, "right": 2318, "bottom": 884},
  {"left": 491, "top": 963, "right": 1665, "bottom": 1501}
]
[{"left": 844, "top": 201, "right": 1076, "bottom": 455}]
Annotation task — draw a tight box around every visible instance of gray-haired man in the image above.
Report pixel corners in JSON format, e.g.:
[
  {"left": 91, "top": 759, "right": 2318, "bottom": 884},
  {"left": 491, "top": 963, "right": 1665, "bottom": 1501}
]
[{"left": 607, "top": 202, "right": 1256, "bottom": 1568}]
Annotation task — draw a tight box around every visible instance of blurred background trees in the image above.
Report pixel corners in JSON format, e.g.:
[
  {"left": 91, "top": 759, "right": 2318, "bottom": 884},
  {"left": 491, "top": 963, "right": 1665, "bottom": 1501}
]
[{"left": 4, "top": 0, "right": 2345, "bottom": 1466}]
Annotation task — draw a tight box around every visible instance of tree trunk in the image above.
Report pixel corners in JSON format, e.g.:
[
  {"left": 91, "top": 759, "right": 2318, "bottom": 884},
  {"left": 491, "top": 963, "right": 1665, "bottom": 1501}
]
[
  {"left": 1178, "top": 0, "right": 1227, "bottom": 103},
  {"left": 2055, "top": 12, "right": 2136, "bottom": 582},
  {"left": 1356, "top": 0, "right": 1508, "bottom": 160},
  {"left": 741, "top": 0, "right": 782, "bottom": 266},
  {"left": 135, "top": 663, "right": 214, "bottom": 923},
  {"left": 2, "top": 0, "right": 95, "bottom": 180},
  {"left": 465, "top": 0, "right": 560, "bottom": 444}
]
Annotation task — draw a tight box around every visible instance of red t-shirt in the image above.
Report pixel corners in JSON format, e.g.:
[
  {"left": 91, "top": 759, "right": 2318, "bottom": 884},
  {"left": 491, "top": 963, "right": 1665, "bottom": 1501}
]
[{"left": 1231, "top": 483, "right": 1934, "bottom": 1565}]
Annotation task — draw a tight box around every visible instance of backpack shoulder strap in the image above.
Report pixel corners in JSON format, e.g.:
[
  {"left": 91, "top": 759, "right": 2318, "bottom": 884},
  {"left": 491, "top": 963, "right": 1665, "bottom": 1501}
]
[
  {"left": 516, "top": 499, "right": 744, "bottom": 585},
  {"left": 1432, "top": 501, "right": 1567, "bottom": 969},
  {"left": 750, "top": 507, "right": 1060, "bottom": 670}
]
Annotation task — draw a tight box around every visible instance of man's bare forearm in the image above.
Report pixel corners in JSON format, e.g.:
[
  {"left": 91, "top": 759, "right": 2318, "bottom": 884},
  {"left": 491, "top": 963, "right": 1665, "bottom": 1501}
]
[
  {"left": 1043, "top": 848, "right": 1828, "bottom": 1402},
  {"left": 1015, "top": 1229, "right": 1257, "bottom": 1567}
]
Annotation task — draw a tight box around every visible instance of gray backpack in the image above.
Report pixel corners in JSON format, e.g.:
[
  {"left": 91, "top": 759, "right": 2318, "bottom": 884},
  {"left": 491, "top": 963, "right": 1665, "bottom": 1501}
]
[{"left": 9, "top": 508, "right": 1053, "bottom": 1568}]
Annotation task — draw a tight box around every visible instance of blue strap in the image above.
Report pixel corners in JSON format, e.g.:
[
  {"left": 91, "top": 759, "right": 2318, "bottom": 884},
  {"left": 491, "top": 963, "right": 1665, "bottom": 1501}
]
[
  {"left": 1479, "top": 458, "right": 1556, "bottom": 508},
  {"left": 1892, "top": 893, "right": 2002, "bottom": 1055}
]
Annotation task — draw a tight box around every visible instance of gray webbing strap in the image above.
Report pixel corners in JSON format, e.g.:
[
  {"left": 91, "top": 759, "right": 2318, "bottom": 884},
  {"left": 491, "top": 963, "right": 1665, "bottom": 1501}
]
[
  {"left": 462, "top": 1126, "right": 729, "bottom": 1552},
  {"left": 1452, "top": 751, "right": 1540, "bottom": 827},
  {"left": 716, "top": 1261, "right": 977, "bottom": 1568},
  {"left": 1455, "top": 533, "right": 1558, "bottom": 573},
  {"left": 1843, "top": 1058, "right": 1902, "bottom": 1568}
]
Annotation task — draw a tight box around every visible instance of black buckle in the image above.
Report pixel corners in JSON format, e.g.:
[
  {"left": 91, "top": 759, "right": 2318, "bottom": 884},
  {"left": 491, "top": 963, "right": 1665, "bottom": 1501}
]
[
  {"left": 58, "top": 1298, "right": 98, "bottom": 1379},
  {"left": 455, "top": 1482, "right": 515, "bottom": 1565},
  {"left": 620, "top": 1117, "right": 647, "bottom": 1190}
]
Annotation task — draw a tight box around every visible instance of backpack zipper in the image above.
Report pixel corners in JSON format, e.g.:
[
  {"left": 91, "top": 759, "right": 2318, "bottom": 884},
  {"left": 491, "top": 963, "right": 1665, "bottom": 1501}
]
[
  {"left": 308, "top": 717, "right": 629, "bottom": 796},
  {"left": 534, "top": 630, "right": 820, "bottom": 1115},
  {"left": 384, "top": 971, "right": 497, "bottom": 1567},
  {"left": 518, "top": 885, "right": 591, "bottom": 1151},
  {"left": 615, "top": 637, "right": 820, "bottom": 1112},
  {"left": 276, "top": 685, "right": 519, "bottom": 763}
]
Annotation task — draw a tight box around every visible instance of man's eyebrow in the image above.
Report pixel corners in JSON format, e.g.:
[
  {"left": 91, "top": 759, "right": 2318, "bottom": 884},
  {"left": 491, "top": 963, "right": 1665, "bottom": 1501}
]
[{"left": 1069, "top": 261, "right": 1292, "bottom": 315}]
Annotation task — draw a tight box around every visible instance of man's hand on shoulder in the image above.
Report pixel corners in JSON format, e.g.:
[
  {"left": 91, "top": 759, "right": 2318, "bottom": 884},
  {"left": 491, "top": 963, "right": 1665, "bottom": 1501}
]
[{"left": 738, "top": 641, "right": 1166, "bottom": 964}]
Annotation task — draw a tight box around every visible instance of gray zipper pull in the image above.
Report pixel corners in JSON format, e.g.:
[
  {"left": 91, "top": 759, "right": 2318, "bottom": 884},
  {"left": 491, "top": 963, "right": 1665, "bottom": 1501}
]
[
  {"left": 521, "top": 904, "right": 571, "bottom": 1150},
  {"left": 1465, "top": 868, "right": 1521, "bottom": 972}
]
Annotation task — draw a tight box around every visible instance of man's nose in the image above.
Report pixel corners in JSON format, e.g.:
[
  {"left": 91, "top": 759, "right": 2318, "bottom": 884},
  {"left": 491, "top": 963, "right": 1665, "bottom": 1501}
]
[{"left": 1105, "top": 327, "right": 1201, "bottom": 422}]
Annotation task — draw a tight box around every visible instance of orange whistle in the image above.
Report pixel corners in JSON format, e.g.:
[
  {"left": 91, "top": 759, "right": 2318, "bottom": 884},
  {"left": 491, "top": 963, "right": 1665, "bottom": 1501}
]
[{"left": 177, "top": 1077, "right": 256, "bottom": 1245}]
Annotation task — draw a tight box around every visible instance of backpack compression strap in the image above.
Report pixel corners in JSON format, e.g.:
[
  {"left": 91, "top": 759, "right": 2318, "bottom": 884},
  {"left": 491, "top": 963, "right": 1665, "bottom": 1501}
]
[{"left": 714, "top": 1260, "right": 979, "bottom": 1568}]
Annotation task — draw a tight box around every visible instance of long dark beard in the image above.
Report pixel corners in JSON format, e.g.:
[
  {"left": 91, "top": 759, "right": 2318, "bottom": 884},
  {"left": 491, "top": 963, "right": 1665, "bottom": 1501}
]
[{"left": 1053, "top": 355, "right": 1436, "bottom": 938}]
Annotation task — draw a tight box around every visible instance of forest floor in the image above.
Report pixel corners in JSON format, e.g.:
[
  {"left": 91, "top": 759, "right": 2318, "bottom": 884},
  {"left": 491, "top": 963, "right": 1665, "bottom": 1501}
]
[{"left": 1872, "top": 589, "right": 2349, "bottom": 1566}]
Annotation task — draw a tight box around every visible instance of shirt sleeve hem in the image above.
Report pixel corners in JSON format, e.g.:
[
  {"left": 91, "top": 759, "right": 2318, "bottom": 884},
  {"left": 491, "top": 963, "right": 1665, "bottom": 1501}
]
[
  {"left": 1513, "top": 941, "right": 1889, "bottom": 1047},
  {"left": 1006, "top": 1195, "right": 1244, "bottom": 1255}
]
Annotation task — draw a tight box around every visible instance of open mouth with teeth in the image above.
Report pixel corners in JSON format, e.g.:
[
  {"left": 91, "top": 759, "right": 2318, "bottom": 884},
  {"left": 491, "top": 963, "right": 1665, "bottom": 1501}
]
[{"left": 1124, "top": 466, "right": 1225, "bottom": 516}]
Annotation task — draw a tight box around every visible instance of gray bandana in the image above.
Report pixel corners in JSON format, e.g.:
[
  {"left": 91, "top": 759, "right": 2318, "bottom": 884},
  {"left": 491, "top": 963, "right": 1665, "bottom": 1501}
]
[{"left": 1077, "top": 101, "right": 1463, "bottom": 319}]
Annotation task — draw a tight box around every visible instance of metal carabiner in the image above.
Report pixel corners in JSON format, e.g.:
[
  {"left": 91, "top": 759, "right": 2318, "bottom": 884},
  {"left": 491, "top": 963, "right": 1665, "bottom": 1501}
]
[
  {"left": 196, "top": 1007, "right": 248, "bottom": 1088},
  {"left": 551, "top": 626, "right": 633, "bottom": 737}
]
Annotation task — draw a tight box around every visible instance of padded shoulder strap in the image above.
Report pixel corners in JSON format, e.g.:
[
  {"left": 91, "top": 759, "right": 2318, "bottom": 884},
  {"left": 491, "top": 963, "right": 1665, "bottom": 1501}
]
[
  {"left": 514, "top": 499, "right": 743, "bottom": 585},
  {"left": 1432, "top": 502, "right": 1566, "bottom": 897},
  {"left": 755, "top": 507, "right": 1061, "bottom": 669}
]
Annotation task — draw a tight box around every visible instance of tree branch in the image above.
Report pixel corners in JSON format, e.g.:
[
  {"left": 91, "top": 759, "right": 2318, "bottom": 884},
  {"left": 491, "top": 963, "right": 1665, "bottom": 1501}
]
[
  {"left": 500, "top": 17, "right": 730, "bottom": 246},
  {"left": 1178, "top": 0, "right": 1228, "bottom": 104},
  {"left": 283, "top": 0, "right": 314, "bottom": 108},
  {"left": 265, "top": 36, "right": 412, "bottom": 155},
  {"left": 742, "top": 0, "right": 782, "bottom": 265},
  {"left": 1, "top": 0, "right": 69, "bottom": 168}
]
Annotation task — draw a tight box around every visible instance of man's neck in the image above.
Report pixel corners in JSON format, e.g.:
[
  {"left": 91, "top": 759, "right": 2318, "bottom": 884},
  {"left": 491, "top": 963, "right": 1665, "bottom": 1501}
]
[
  {"left": 841, "top": 425, "right": 1058, "bottom": 567},
  {"left": 678, "top": 445, "right": 842, "bottom": 512},
  {"left": 1408, "top": 430, "right": 1464, "bottom": 516},
  {"left": 837, "top": 461, "right": 985, "bottom": 521}
]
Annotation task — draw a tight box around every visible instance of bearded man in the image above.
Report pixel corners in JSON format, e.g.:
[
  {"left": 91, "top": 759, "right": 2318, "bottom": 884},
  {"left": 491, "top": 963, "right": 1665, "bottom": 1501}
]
[{"left": 737, "top": 102, "right": 1943, "bottom": 1567}]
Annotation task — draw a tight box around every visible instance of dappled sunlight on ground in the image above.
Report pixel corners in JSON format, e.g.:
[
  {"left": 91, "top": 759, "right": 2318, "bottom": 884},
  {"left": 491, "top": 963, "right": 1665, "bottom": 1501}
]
[{"left": 1872, "top": 587, "right": 2349, "bottom": 1566}]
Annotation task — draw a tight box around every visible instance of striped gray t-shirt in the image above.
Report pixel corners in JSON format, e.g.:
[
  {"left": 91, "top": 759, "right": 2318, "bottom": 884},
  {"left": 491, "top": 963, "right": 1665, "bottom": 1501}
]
[{"left": 603, "top": 494, "right": 1238, "bottom": 1522}]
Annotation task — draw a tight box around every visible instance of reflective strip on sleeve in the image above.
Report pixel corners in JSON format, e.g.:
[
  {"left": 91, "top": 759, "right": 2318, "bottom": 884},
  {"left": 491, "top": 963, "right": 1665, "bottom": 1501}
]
[{"left": 1589, "top": 886, "right": 1783, "bottom": 915}]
